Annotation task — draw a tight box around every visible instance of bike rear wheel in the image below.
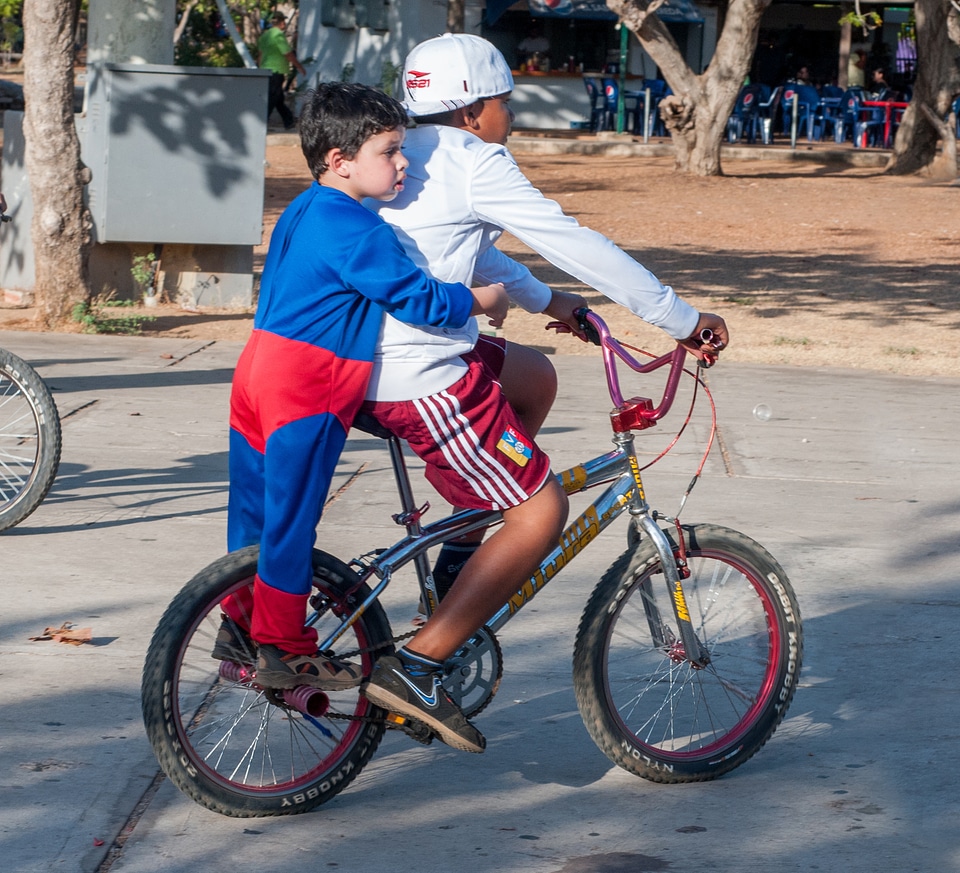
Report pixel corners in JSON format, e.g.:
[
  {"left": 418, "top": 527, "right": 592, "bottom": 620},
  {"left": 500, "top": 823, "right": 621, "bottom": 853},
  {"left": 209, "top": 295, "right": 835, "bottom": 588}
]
[
  {"left": 141, "top": 546, "right": 394, "bottom": 817},
  {"left": 0, "top": 349, "right": 61, "bottom": 532},
  {"left": 574, "top": 523, "right": 801, "bottom": 783}
]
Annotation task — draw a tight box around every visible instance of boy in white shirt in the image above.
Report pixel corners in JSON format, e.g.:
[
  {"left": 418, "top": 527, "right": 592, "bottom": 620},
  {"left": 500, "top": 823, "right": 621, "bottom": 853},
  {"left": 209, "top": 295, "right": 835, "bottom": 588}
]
[{"left": 361, "top": 34, "right": 728, "bottom": 753}]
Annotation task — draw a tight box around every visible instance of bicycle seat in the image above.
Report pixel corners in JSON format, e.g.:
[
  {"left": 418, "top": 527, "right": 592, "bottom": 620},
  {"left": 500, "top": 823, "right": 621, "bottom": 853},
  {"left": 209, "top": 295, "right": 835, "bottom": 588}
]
[{"left": 352, "top": 412, "right": 395, "bottom": 440}]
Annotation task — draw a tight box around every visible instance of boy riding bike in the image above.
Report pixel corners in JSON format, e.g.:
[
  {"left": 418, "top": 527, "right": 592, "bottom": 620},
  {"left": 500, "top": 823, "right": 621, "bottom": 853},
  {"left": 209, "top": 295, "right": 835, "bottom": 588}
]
[{"left": 359, "top": 34, "right": 729, "bottom": 753}]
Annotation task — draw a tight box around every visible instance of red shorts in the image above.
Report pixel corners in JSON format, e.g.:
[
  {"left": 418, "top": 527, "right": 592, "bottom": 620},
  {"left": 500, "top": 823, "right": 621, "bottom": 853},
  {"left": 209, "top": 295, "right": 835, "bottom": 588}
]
[{"left": 359, "top": 336, "right": 552, "bottom": 511}]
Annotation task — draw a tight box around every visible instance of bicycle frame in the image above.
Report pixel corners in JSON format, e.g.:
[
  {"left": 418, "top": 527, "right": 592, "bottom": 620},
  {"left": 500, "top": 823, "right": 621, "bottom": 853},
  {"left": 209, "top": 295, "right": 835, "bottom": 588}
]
[{"left": 319, "top": 311, "right": 710, "bottom": 668}]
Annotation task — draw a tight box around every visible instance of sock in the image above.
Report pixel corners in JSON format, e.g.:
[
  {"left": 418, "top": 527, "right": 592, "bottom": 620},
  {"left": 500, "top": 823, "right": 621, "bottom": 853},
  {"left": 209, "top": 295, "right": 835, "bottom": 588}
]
[
  {"left": 397, "top": 646, "right": 443, "bottom": 678},
  {"left": 431, "top": 541, "right": 480, "bottom": 600}
]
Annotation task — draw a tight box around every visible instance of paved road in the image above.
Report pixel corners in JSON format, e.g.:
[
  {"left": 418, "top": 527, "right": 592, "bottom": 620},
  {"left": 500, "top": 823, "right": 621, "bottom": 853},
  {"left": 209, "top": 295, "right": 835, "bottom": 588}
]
[{"left": 1, "top": 329, "right": 957, "bottom": 873}]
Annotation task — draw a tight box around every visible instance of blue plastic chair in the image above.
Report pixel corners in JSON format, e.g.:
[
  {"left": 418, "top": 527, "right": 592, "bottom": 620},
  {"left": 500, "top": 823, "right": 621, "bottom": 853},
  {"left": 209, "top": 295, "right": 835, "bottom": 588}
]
[
  {"left": 727, "top": 84, "right": 764, "bottom": 143},
  {"left": 601, "top": 77, "right": 639, "bottom": 133},
  {"left": 582, "top": 78, "right": 605, "bottom": 132},
  {"left": 755, "top": 85, "right": 780, "bottom": 143},
  {"left": 780, "top": 83, "right": 821, "bottom": 141},
  {"left": 640, "top": 79, "right": 668, "bottom": 136},
  {"left": 832, "top": 88, "right": 864, "bottom": 143},
  {"left": 841, "top": 90, "right": 885, "bottom": 147},
  {"left": 814, "top": 95, "right": 843, "bottom": 141}
]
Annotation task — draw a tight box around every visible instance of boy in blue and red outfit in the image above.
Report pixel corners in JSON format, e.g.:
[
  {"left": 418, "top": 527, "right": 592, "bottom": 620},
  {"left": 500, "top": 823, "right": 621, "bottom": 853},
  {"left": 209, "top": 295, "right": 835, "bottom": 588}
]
[{"left": 223, "top": 83, "right": 507, "bottom": 691}]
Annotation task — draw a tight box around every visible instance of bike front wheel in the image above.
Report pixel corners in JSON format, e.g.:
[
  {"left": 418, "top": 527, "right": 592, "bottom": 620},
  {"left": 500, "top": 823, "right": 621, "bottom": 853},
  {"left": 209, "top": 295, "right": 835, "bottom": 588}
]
[
  {"left": 141, "top": 546, "right": 394, "bottom": 817},
  {"left": 574, "top": 523, "right": 802, "bottom": 783},
  {"left": 0, "top": 349, "right": 61, "bottom": 532}
]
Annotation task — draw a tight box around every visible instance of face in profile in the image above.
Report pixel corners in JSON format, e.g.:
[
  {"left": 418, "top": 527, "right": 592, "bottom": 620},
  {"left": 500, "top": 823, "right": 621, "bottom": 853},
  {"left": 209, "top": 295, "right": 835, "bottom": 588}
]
[{"left": 342, "top": 127, "right": 409, "bottom": 202}]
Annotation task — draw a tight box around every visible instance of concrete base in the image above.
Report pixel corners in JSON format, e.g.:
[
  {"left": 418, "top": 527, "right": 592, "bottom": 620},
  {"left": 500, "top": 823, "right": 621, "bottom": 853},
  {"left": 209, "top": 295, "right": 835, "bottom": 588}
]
[{"left": 88, "top": 242, "right": 254, "bottom": 308}]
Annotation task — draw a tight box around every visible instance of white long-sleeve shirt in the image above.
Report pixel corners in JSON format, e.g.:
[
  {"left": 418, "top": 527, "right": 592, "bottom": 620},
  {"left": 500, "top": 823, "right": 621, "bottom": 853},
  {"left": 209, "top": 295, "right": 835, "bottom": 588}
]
[{"left": 365, "top": 124, "right": 700, "bottom": 401}]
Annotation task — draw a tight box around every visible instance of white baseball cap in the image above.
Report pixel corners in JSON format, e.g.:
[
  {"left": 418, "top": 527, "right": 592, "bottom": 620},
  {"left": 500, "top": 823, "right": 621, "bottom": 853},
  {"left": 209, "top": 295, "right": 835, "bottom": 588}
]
[{"left": 402, "top": 33, "right": 514, "bottom": 117}]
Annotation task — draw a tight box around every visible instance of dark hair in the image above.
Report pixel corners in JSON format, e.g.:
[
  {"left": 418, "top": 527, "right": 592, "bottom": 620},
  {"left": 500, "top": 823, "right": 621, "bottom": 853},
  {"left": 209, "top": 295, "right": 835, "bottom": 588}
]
[
  {"left": 299, "top": 82, "right": 408, "bottom": 178},
  {"left": 412, "top": 107, "right": 460, "bottom": 126}
]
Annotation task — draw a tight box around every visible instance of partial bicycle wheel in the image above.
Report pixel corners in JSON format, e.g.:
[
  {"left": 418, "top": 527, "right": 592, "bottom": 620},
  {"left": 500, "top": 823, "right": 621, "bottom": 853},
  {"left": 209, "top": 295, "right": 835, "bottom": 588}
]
[
  {"left": 574, "top": 523, "right": 802, "bottom": 783},
  {"left": 141, "top": 546, "right": 395, "bottom": 817},
  {"left": 0, "top": 349, "right": 61, "bottom": 532}
]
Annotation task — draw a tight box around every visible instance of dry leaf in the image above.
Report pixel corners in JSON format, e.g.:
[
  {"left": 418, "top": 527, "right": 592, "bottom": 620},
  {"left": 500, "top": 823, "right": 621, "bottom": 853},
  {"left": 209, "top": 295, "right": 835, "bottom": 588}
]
[{"left": 29, "top": 622, "right": 93, "bottom": 646}]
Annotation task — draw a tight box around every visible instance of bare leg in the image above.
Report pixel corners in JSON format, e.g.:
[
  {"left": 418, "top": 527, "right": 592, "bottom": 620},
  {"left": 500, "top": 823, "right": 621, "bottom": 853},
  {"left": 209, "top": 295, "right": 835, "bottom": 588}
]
[{"left": 411, "top": 476, "right": 568, "bottom": 661}]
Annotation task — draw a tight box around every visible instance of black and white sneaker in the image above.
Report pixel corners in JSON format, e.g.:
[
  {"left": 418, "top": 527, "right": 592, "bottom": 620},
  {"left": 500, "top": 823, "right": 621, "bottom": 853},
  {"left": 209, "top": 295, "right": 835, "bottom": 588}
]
[{"left": 362, "top": 655, "right": 485, "bottom": 754}]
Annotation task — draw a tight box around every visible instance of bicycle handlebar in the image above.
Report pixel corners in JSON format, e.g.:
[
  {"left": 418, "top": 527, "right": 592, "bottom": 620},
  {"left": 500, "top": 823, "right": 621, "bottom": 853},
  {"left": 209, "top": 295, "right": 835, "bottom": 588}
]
[{"left": 548, "top": 308, "right": 704, "bottom": 433}]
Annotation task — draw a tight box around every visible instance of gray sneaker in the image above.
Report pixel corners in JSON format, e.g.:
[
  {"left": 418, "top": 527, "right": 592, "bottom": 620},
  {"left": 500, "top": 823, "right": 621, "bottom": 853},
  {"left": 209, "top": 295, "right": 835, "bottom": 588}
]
[
  {"left": 362, "top": 655, "right": 485, "bottom": 754},
  {"left": 211, "top": 616, "right": 256, "bottom": 664},
  {"left": 256, "top": 643, "right": 363, "bottom": 691}
]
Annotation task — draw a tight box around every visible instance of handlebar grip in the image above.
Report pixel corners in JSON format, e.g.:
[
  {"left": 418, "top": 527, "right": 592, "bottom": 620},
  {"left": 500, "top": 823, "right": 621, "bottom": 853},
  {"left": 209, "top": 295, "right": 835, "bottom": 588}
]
[{"left": 575, "top": 308, "right": 602, "bottom": 347}]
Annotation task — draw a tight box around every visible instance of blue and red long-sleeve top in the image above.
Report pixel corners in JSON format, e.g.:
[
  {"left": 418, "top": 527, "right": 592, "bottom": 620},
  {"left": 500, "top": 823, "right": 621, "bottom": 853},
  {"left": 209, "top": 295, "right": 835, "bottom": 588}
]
[{"left": 227, "top": 183, "right": 473, "bottom": 597}]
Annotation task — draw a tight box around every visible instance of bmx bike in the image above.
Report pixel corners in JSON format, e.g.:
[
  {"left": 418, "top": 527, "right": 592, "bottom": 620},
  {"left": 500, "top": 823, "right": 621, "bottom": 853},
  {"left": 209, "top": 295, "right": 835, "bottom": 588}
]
[{"left": 141, "top": 308, "right": 802, "bottom": 817}]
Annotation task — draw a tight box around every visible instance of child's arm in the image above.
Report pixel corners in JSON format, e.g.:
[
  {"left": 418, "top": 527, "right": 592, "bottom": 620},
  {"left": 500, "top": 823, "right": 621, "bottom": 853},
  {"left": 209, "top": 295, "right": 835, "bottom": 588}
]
[
  {"left": 471, "top": 148, "right": 701, "bottom": 341},
  {"left": 344, "top": 221, "right": 475, "bottom": 329},
  {"left": 474, "top": 248, "right": 584, "bottom": 334},
  {"left": 470, "top": 282, "right": 509, "bottom": 328}
]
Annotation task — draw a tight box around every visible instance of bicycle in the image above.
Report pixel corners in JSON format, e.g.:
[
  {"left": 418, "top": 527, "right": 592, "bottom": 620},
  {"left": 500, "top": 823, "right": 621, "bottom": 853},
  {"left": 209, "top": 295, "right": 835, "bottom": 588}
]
[
  {"left": 141, "top": 308, "right": 802, "bottom": 817},
  {"left": 0, "top": 213, "right": 63, "bottom": 532}
]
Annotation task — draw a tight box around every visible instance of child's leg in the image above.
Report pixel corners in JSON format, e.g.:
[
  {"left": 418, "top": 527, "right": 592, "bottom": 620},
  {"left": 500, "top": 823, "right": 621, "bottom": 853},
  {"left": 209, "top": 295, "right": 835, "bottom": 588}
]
[
  {"left": 406, "top": 475, "right": 568, "bottom": 661},
  {"left": 363, "top": 476, "right": 566, "bottom": 753}
]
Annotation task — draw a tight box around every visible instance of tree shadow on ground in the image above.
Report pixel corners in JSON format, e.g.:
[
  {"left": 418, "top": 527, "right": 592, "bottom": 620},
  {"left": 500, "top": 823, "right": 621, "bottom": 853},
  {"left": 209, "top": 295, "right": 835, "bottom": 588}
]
[{"left": 508, "top": 246, "right": 960, "bottom": 329}]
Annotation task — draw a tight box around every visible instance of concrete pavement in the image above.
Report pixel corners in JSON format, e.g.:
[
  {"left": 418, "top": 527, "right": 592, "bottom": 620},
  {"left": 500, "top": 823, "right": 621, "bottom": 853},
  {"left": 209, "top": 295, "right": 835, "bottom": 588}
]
[{"left": 1, "top": 328, "right": 958, "bottom": 873}]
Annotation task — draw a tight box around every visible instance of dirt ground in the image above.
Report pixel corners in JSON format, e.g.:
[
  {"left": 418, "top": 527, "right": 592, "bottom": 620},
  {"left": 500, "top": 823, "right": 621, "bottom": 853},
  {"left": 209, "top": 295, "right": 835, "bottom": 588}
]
[{"left": 4, "top": 141, "right": 959, "bottom": 378}]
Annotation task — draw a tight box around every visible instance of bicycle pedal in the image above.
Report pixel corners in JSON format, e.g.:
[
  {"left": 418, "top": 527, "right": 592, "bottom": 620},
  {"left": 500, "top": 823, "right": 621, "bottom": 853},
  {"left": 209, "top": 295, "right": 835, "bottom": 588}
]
[{"left": 385, "top": 712, "right": 434, "bottom": 745}]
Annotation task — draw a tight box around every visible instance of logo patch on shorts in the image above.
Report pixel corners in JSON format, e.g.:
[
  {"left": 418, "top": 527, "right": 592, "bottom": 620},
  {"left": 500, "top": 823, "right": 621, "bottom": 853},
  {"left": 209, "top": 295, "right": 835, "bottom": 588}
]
[{"left": 497, "top": 426, "right": 532, "bottom": 467}]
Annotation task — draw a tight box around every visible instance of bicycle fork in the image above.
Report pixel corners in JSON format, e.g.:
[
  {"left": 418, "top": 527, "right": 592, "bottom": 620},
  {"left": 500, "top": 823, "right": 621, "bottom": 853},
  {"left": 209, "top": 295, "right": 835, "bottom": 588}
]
[{"left": 620, "top": 431, "right": 710, "bottom": 668}]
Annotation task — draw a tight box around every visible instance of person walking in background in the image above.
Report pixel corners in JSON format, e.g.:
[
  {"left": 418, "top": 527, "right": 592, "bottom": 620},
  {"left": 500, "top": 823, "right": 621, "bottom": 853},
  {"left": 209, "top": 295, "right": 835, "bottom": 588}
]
[{"left": 258, "top": 10, "right": 306, "bottom": 129}]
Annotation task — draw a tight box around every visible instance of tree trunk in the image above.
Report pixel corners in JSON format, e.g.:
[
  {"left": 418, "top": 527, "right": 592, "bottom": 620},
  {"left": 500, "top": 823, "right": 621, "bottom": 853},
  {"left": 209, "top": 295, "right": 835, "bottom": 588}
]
[
  {"left": 886, "top": 0, "right": 960, "bottom": 176},
  {"left": 447, "top": 0, "right": 466, "bottom": 33},
  {"left": 22, "top": 0, "right": 92, "bottom": 328},
  {"left": 608, "top": 0, "right": 771, "bottom": 176},
  {"left": 174, "top": 0, "right": 201, "bottom": 45},
  {"left": 240, "top": 4, "right": 263, "bottom": 47}
]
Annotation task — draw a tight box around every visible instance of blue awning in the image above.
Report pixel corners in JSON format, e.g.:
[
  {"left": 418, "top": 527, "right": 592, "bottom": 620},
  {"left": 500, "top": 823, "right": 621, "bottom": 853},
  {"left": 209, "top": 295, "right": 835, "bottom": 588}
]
[{"left": 485, "top": 0, "right": 704, "bottom": 25}]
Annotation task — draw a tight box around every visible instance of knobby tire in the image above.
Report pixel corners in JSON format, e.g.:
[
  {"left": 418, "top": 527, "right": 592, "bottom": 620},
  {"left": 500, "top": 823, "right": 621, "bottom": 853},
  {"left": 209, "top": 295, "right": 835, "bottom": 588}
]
[
  {"left": 141, "top": 546, "right": 394, "bottom": 817},
  {"left": 0, "top": 349, "right": 61, "bottom": 532},
  {"left": 574, "top": 523, "right": 802, "bottom": 783}
]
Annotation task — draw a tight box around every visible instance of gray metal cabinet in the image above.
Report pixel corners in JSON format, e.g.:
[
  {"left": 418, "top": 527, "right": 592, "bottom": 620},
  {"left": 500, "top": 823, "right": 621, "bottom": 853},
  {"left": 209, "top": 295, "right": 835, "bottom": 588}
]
[{"left": 82, "top": 63, "right": 270, "bottom": 246}]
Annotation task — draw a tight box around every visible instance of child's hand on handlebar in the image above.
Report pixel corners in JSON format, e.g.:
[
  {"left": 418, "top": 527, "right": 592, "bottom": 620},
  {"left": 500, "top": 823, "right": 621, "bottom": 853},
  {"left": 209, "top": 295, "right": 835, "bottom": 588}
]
[
  {"left": 542, "top": 290, "right": 588, "bottom": 340},
  {"left": 470, "top": 282, "right": 509, "bottom": 328},
  {"left": 681, "top": 313, "right": 729, "bottom": 367}
]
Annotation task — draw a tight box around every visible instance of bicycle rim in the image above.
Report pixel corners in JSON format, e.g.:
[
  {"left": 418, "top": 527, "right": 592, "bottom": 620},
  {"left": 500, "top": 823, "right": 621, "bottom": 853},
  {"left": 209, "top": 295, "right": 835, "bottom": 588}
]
[
  {"left": 617, "top": 552, "right": 781, "bottom": 753},
  {"left": 576, "top": 525, "right": 800, "bottom": 781},
  {"left": 0, "top": 350, "right": 61, "bottom": 531}
]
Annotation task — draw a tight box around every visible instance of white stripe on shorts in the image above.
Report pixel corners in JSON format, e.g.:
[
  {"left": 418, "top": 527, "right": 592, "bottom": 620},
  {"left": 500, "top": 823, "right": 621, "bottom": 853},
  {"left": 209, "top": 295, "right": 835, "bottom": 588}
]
[{"left": 413, "top": 390, "right": 530, "bottom": 510}]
